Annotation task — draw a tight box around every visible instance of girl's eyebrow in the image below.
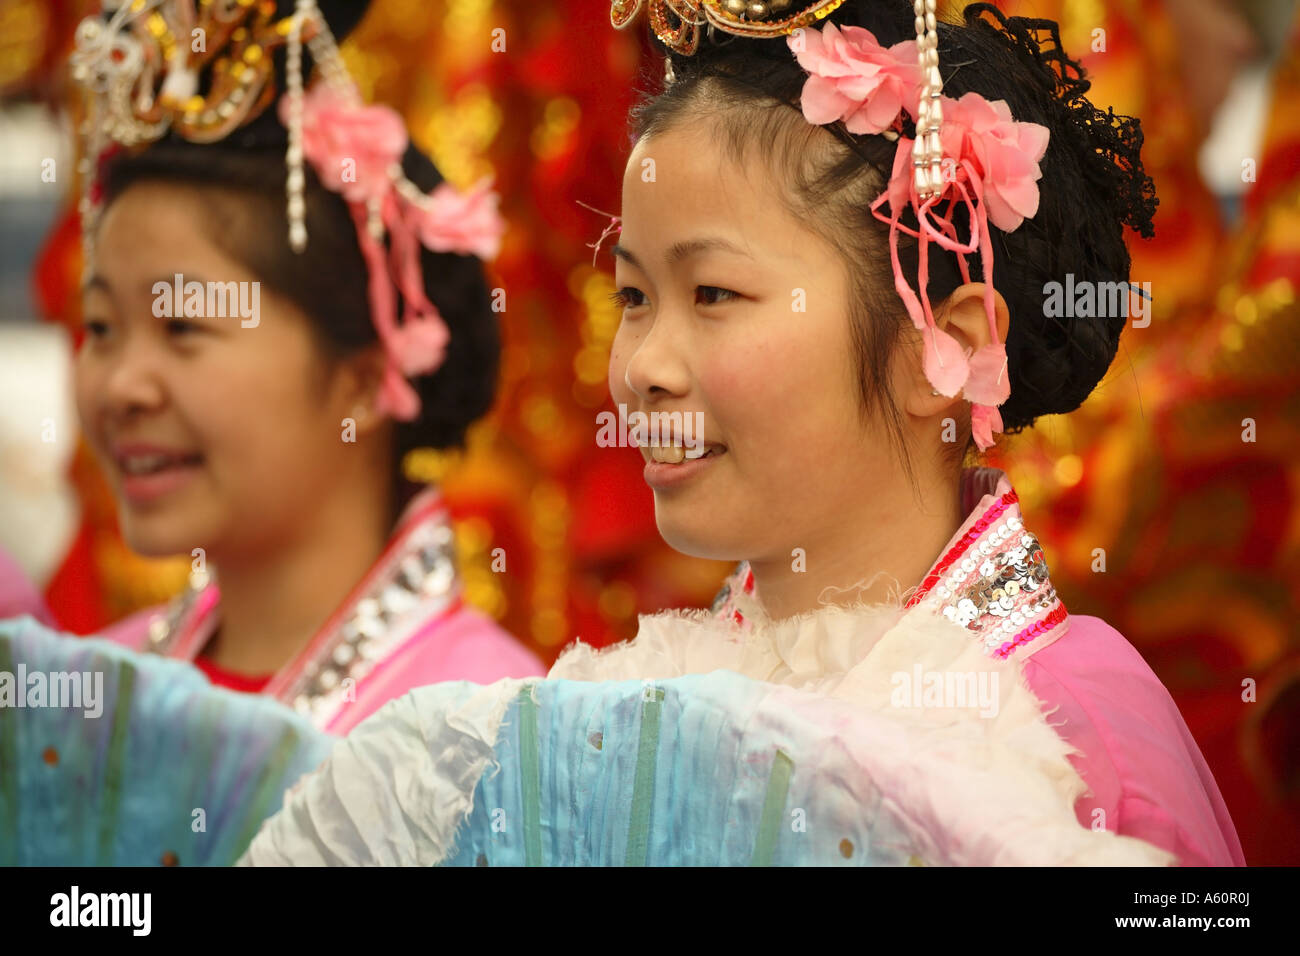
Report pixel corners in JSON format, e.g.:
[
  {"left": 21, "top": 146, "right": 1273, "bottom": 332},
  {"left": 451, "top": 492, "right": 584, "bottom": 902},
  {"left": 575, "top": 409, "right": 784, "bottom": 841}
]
[
  {"left": 81, "top": 272, "right": 112, "bottom": 296},
  {"left": 612, "top": 237, "right": 753, "bottom": 269}
]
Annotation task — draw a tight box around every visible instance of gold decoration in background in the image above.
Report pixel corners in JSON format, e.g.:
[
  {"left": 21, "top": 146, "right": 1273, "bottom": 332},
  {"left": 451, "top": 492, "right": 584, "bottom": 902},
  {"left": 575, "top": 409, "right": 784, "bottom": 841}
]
[
  {"left": 0, "top": 0, "right": 50, "bottom": 93},
  {"left": 529, "top": 481, "right": 569, "bottom": 647}
]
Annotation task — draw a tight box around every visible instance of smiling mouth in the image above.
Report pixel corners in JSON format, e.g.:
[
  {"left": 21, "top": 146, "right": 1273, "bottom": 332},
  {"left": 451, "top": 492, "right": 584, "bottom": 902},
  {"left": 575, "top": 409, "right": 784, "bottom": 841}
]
[
  {"left": 645, "top": 443, "right": 725, "bottom": 464},
  {"left": 117, "top": 452, "right": 204, "bottom": 476}
]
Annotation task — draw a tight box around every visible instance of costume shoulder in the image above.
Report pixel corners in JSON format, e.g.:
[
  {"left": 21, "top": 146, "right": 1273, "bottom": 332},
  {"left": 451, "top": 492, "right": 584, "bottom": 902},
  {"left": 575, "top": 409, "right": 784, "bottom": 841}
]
[
  {"left": 395, "top": 603, "right": 547, "bottom": 684},
  {"left": 1022, "top": 615, "right": 1246, "bottom": 865}
]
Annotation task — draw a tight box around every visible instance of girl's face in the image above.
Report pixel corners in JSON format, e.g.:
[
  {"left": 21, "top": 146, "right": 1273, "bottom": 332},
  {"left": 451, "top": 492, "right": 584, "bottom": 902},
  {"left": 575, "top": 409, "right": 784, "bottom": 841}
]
[
  {"left": 609, "top": 121, "right": 905, "bottom": 564},
  {"left": 76, "top": 181, "right": 376, "bottom": 561}
]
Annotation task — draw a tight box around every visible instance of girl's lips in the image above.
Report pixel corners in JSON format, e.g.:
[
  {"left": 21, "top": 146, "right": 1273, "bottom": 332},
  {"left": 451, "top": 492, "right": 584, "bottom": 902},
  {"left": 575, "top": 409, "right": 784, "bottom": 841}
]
[
  {"left": 642, "top": 447, "right": 725, "bottom": 490},
  {"left": 119, "top": 458, "right": 203, "bottom": 505}
]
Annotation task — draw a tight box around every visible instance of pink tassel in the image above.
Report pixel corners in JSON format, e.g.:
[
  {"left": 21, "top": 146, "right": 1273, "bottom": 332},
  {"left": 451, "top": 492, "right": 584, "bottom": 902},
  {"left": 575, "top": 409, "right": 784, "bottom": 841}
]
[{"left": 971, "top": 403, "right": 1004, "bottom": 451}]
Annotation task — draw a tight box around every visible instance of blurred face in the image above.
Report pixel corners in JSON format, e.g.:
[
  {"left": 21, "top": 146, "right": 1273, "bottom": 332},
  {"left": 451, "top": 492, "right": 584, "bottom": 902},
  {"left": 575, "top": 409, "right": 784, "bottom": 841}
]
[
  {"left": 76, "top": 182, "right": 372, "bottom": 561},
  {"left": 609, "top": 121, "right": 902, "bottom": 563}
]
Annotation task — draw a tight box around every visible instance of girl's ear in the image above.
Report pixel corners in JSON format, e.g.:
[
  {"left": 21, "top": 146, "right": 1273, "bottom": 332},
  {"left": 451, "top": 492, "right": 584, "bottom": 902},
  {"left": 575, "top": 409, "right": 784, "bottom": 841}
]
[
  {"left": 899, "top": 282, "right": 1010, "bottom": 419},
  {"left": 935, "top": 282, "right": 1010, "bottom": 356},
  {"left": 331, "top": 343, "right": 391, "bottom": 436}
]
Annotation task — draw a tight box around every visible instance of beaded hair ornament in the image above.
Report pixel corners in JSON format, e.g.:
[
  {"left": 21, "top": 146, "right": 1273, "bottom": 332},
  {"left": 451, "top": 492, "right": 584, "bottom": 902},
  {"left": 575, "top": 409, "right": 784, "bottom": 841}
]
[
  {"left": 69, "top": 0, "right": 505, "bottom": 422},
  {"left": 611, "top": 0, "right": 1051, "bottom": 450}
]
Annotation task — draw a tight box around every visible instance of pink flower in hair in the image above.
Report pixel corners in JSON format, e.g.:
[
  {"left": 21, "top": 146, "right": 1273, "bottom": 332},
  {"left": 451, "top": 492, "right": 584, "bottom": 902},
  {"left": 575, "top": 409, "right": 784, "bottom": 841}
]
[
  {"left": 939, "top": 92, "right": 1049, "bottom": 233},
  {"left": 788, "top": 23, "right": 922, "bottom": 135},
  {"left": 283, "top": 84, "right": 408, "bottom": 204},
  {"left": 417, "top": 177, "right": 506, "bottom": 261},
  {"left": 390, "top": 315, "right": 449, "bottom": 378}
]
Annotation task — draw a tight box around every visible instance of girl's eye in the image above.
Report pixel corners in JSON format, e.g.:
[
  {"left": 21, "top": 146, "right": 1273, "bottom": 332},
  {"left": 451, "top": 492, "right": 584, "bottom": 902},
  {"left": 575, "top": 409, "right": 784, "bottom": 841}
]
[
  {"left": 166, "top": 319, "right": 200, "bottom": 337},
  {"left": 609, "top": 287, "right": 647, "bottom": 309},
  {"left": 696, "top": 285, "right": 739, "bottom": 305},
  {"left": 83, "top": 319, "right": 111, "bottom": 340}
]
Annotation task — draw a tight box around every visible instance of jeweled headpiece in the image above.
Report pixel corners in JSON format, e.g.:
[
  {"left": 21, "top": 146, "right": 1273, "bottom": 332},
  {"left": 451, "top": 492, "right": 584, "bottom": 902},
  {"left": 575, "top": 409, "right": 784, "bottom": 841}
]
[
  {"left": 69, "top": 0, "right": 505, "bottom": 422},
  {"left": 612, "top": 0, "right": 1050, "bottom": 450}
]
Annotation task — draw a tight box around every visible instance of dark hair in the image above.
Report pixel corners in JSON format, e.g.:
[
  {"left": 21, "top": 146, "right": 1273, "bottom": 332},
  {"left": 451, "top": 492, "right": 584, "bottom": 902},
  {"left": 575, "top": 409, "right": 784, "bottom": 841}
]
[
  {"left": 628, "top": 2, "right": 1156, "bottom": 478},
  {"left": 97, "top": 131, "right": 501, "bottom": 525}
]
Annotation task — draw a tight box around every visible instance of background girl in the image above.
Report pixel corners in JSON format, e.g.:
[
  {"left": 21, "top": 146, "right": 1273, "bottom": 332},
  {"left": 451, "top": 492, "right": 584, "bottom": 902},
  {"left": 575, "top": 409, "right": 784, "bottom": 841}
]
[{"left": 69, "top": 0, "right": 544, "bottom": 732}]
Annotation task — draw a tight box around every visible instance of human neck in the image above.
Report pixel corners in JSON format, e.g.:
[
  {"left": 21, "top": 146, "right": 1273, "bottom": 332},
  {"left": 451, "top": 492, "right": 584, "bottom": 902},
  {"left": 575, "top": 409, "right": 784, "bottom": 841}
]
[
  {"left": 746, "top": 465, "right": 965, "bottom": 621},
  {"left": 201, "top": 477, "right": 394, "bottom": 676}
]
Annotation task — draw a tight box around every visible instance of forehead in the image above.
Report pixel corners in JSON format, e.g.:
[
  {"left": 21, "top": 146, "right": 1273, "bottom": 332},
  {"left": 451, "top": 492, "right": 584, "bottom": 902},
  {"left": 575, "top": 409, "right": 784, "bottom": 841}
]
[
  {"left": 89, "top": 183, "right": 254, "bottom": 293},
  {"left": 619, "top": 122, "right": 827, "bottom": 268}
]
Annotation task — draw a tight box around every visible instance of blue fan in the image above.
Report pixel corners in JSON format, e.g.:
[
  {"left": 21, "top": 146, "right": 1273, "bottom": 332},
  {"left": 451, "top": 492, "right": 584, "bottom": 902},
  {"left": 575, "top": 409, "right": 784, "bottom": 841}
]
[
  {"left": 242, "top": 675, "right": 956, "bottom": 865},
  {"left": 242, "top": 672, "right": 1170, "bottom": 866},
  {"left": 440, "top": 676, "right": 903, "bottom": 866},
  {"left": 0, "top": 615, "right": 334, "bottom": 866}
]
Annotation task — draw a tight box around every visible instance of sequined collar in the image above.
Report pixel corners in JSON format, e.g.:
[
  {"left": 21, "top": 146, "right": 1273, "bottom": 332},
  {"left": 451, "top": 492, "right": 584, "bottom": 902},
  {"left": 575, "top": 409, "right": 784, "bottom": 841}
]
[
  {"left": 710, "top": 467, "right": 1070, "bottom": 663},
  {"left": 143, "top": 487, "right": 462, "bottom": 729}
]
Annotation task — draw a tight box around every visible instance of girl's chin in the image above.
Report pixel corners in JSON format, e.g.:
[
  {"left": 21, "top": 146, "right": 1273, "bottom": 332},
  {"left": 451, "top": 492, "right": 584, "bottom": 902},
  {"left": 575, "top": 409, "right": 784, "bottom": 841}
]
[
  {"left": 653, "top": 512, "right": 744, "bottom": 563},
  {"left": 117, "top": 513, "right": 216, "bottom": 561}
]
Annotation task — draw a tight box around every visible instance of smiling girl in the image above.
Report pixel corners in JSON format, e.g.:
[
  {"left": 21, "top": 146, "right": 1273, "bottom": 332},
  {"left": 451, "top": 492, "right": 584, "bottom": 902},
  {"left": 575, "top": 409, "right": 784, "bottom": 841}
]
[
  {"left": 67, "top": 0, "right": 543, "bottom": 733},
  {"left": 565, "top": 0, "right": 1243, "bottom": 864},
  {"left": 240, "top": 1, "right": 1244, "bottom": 866}
]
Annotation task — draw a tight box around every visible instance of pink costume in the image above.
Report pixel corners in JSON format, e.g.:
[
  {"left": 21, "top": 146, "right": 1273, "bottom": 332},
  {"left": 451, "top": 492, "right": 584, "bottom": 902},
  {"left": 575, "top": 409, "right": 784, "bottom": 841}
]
[
  {"left": 0, "top": 546, "right": 55, "bottom": 627},
  {"left": 703, "top": 467, "right": 1245, "bottom": 866},
  {"left": 100, "top": 487, "right": 545, "bottom": 734}
]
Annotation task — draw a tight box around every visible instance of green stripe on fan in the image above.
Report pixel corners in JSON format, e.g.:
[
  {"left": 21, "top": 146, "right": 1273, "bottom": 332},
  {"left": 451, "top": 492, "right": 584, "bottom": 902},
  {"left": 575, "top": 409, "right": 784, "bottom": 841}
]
[
  {"left": 184, "top": 698, "right": 223, "bottom": 863},
  {"left": 625, "top": 685, "right": 665, "bottom": 867},
  {"left": 96, "top": 659, "right": 136, "bottom": 865},
  {"left": 0, "top": 638, "right": 18, "bottom": 865},
  {"left": 517, "top": 686, "right": 543, "bottom": 866},
  {"left": 232, "top": 724, "right": 310, "bottom": 861},
  {"left": 751, "top": 749, "right": 794, "bottom": 867}
]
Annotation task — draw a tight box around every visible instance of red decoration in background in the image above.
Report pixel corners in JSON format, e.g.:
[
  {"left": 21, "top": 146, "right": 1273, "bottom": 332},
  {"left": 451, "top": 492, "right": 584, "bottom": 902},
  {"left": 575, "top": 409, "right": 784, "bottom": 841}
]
[{"left": 19, "top": 0, "right": 1300, "bottom": 864}]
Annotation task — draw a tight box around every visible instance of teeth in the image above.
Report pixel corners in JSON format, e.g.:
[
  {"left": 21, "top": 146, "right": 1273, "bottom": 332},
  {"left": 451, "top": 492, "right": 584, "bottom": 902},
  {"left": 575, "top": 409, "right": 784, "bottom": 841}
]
[
  {"left": 650, "top": 445, "right": 685, "bottom": 464},
  {"left": 649, "top": 444, "right": 714, "bottom": 464},
  {"left": 122, "top": 453, "right": 193, "bottom": 475}
]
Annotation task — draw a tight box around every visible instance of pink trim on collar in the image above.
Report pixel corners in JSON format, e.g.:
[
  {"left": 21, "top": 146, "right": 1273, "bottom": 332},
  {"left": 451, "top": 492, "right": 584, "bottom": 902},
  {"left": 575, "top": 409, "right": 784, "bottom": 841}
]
[
  {"left": 710, "top": 468, "right": 1070, "bottom": 661},
  {"left": 909, "top": 467, "right": 1069, "bottom": 661}
]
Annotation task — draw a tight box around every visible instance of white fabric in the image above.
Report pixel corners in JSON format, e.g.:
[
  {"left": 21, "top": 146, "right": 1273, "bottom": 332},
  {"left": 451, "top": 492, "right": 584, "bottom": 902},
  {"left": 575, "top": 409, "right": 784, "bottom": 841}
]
[
  {"left": 238, "top": 678, "right": 529, "bottom": 865},
  {"left": 551, "top": 600, "right": 1173, "bottom": 866},
  {"left": 240, "top": 600, "right": 1174, "bottom": 866}
]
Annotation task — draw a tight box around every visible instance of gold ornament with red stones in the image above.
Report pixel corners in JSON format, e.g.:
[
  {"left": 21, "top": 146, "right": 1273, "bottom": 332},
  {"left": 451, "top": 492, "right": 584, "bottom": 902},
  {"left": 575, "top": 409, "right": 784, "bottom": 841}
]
[
  {"left": 71, "top": 0, "right": 318, "bottom": 147},
  {"left": 610, "top": 0, "right": 848, "bottom": 55}
]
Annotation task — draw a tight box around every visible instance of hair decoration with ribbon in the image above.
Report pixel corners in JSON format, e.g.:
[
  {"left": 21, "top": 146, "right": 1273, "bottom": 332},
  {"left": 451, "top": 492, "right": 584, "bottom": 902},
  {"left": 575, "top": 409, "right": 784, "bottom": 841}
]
[
  {"left": 613, "top": 1, "right": 1050, "bottom": 450},
  {"left": 70, "top": 0, "right": 506, "bottom": 423}
]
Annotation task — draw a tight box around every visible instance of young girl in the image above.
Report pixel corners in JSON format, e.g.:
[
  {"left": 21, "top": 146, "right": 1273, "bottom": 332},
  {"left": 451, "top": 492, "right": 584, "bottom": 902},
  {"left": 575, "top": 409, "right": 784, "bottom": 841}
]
[
  {"left": 66, "top": 0, "right": 544, "bottom": 734},
  {"left": 241, "top": 1, "right": 1244, "bottom": 865}
]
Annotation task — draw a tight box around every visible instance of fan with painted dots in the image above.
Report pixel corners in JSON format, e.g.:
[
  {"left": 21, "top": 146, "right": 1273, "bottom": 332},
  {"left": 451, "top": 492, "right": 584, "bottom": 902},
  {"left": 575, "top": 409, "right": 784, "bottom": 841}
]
[
  {"left": 0, "top": 615, "right": 334, "bottom": 866},
  {"left": 240, "top": 671, "right": 1174, "bottom": 866}
]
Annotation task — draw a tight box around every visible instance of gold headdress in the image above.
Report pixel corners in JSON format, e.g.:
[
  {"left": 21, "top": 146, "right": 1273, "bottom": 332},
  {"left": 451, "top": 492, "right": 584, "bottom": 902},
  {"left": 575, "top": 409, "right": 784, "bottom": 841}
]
[
  {"left": 610, "top": 0, "right": 946, "bottom": 201},
  {"left": 610, "top": 0, "right": 849, "bottom": 55},
  {"left": 68, "top": 0, "right": 506, "bottom": 423}
]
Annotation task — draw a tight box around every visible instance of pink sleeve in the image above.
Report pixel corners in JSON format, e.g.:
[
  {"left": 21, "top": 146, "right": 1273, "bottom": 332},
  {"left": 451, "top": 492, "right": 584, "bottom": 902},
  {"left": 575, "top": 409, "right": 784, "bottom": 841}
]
[
  {"left": 1021, "top": 615, "right": 1246, "bottom": 866},
  {"left": 0, "top": 545, "right": 54, "bottom": 626},
  {"left": 329, "top": 605, "right": 546, "bottom": 734}
]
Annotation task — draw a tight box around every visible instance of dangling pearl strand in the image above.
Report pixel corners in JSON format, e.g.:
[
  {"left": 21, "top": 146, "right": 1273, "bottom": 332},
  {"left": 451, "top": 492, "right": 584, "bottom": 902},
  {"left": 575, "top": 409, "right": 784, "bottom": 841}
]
[
  {"left": 911, "top": 0, "right": 943, "bottom": 200},
  {"left": 285, "top": 0, "right": 310, "bottom": 252}
]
